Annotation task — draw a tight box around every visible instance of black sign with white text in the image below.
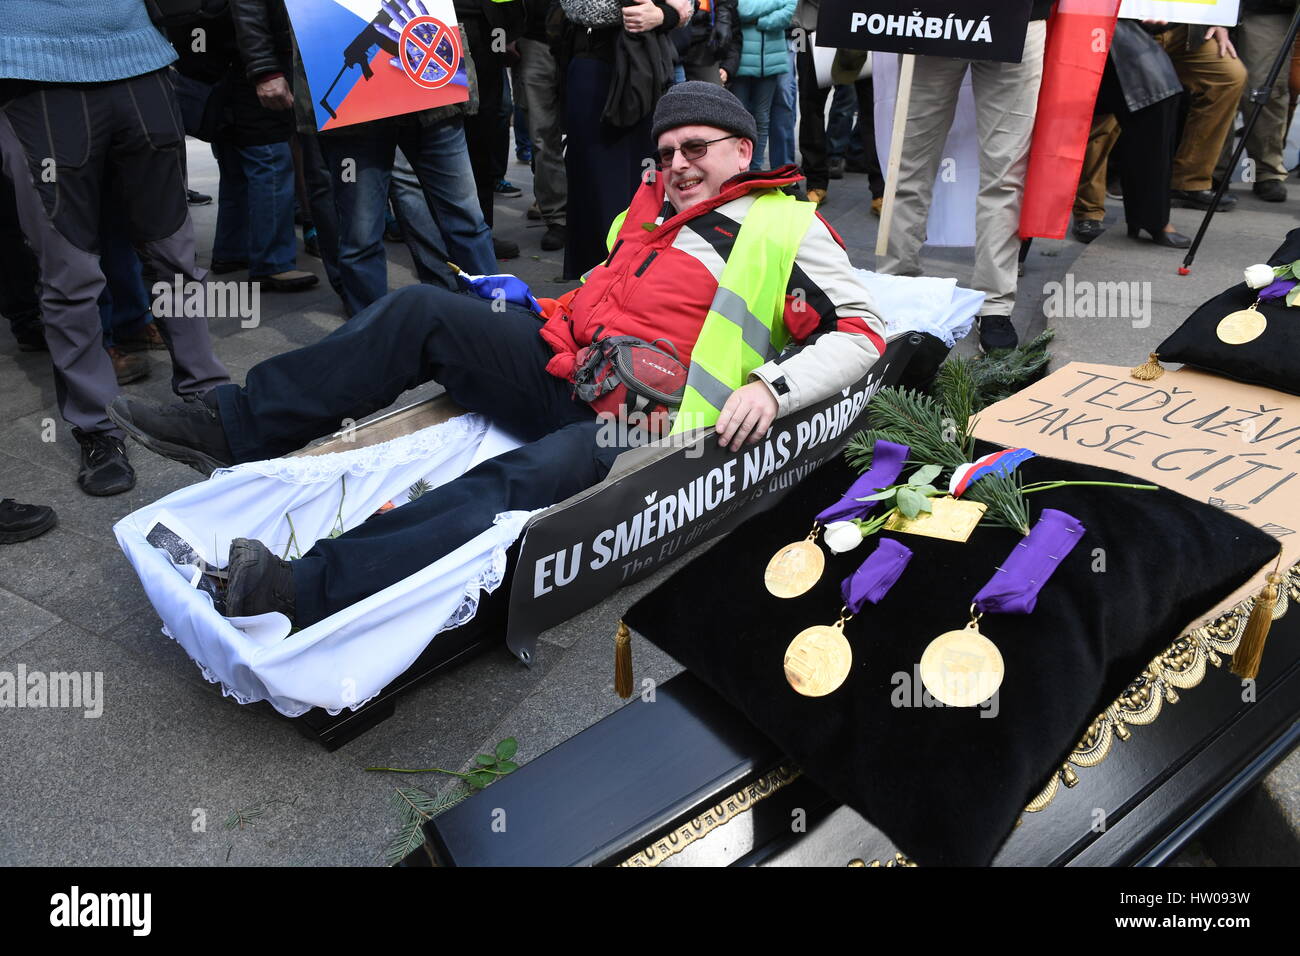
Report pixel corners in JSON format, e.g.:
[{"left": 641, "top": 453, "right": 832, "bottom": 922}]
[
  {"left": 504, "top": 339, "right": 921, "bottom": 662},
  {"left": 815, "top": 0, "right": 1034, "bottom": 63}
]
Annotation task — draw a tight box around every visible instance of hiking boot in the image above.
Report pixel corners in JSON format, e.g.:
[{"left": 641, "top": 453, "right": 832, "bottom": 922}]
[
  {"left": 73, "top": 428, "right": 136, "bottom": 497},
  {"left": 107, "top": 391, "right": 234, "bottom": 477},
  {"left": 0, "top": 499, "right": 57, "bottom": 544},
  {"left": 108, "top": 346, "right": 150, "bottom": 385},
  {"left": 977, "top": 315, "right": 1018, "bottom": 354},
  {"left": 225, "top": 537, "right": 296, "bottom": 621},
  {"left": 541, "top": 223, "right": 567, "bottom": 251}
]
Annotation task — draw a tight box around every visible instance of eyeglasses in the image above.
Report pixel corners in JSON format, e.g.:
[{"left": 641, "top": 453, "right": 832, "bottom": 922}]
[{"left": 655, "top": 135, "right": 738, "bottom": 168}]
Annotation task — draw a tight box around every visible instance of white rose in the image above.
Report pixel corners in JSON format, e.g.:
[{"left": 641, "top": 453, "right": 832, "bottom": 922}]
[
  {"left": 823, "top": 521, "right": 864, "bottom": 554},
  {"left": 1244, "top": 264, "right": 1275, "bottom": 289}
]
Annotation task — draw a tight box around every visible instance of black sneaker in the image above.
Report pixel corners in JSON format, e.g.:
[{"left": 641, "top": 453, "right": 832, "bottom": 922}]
[
  {"left": 73, "top": 428, "right": 136, "bottom": 496},
  {"left": 977, "top": 315, "right": 1018, "bottom": 354},
  {"left": 1254, "top": 180, "right": 1287, "bottom": 203},
  {"left": 540, "top": 223, "right": 567, "bottom": 251},
  {"left": 0, "top": 499, "right": 57, "bottom": 544},
  {"left": 1072, "top": 218, "right": 1105, "bottom": 244},
  {"left": 107, "top": 391, "right": 234, "bottom": 477},
  {"left": 494, "top": 179, "right": 522, "bottom": 198},
  {"left": 225, "top": 537, "right": 296, "bottom": 621},
  {"left": 187, "top": 189, "right": 213, "bottom": 206}
]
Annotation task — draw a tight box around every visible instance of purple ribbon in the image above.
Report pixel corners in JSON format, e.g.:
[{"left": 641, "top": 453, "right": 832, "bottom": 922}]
[
  {"left": 1258, "top": 277, "right": 1297, "bottom": 302},
  {"left": 973, "top": 509, "right": 1085, "bottom": 615},
  {"left": 816, "top": 440, "right": 910, "bottom": 525},
  {"left": 841, "top": 538, "right": 913, "bottom": 613}
]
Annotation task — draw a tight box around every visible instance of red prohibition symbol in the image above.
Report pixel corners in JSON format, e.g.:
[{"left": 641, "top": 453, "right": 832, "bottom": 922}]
[{"left": 398, "top": 15, "right": 461, "bottom": 90}]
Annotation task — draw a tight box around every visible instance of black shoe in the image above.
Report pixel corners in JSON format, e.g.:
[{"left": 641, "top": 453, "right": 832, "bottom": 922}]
[
  {"left": 977, "top": 315, "right": 1018, "bottom": 354},
  {"left": 494, "top": 179, "right": 522, "bottom": 198},
  {"left": 107, "top": 391, "right": 234, "bottom": 477},
  {"left": 494, "top": 237, "right": 520, "bottom": 260},
  {"left": 540, "top": 224, "right": 567, "bottom": 251},
  {"left": 1127, "top": 224, "right": 1191, "bottom": 248},
  {"left": 828, "top": 157, "right": 846, "bottom": 180},
  {"left": 1254, "top": 180, "right": 1287, "bottom": 203},
  {"left": 187, "top": 189, "right": 213, "bottom": 206},
  {"left": 225, "top": 537, "right": 296, "bottom": 621},
  {"left": 209, "top": 258, "right": 248, "bottom": 275},
  {"left": 1072, "top": 218, "right": 1105, "bottom": 244},
  {"left": 303, "top": 227, "right": 321, "bottom": 259},
  {"left": 73, "top": 428, "right": 136, "bottom": 497},
  {"left": 527, "top": 201, "right": 542, "bottom": 221},
  {"left": 1171, "top": 188, "right": 1237, "bottom": 211},
  {"left": 0, "top": 499, "right": 57, "bottom": 544}
]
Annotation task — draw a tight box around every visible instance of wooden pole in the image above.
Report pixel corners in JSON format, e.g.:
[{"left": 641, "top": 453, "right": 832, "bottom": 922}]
[{"left": 875, "top": 53, "right": 915, "bottom": 259}]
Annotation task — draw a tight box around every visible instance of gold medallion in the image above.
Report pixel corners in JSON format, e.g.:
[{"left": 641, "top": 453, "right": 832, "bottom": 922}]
[
  {"left": 919, "top": 615, "right": 1004, "bottom": 708},
  {"left": 784, "top": 618, "right": 852, "bottom": 697},
  {"left": 1216, "top": 306, "right": 1267, "bottom": 345},
  {"left": 765, "top": 531, "right": 825, "bottom": 598},
  {"left": 884, "top": 496, "right": 987, "bottom": 543}
]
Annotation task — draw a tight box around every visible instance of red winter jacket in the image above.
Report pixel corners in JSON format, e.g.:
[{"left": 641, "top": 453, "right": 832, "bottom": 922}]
[{"left": 537, "top": 165, "right": 887, "bottom": 417}]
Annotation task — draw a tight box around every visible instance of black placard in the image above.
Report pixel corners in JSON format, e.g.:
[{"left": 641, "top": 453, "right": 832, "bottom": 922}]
[
  {"left": 504, "top": 344, "right": 916, "bottom": 661},
  {"left": 815, "top": 0, "right": 1034, "bottom": 64}
]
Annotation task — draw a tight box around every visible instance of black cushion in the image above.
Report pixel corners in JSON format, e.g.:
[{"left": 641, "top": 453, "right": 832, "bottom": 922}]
[
  {"left": 624, "top": 446, "right": 1277, "bottom": 866},
  {"left": 1157, "top": 227, "right": 1300, "bottom": 395}
]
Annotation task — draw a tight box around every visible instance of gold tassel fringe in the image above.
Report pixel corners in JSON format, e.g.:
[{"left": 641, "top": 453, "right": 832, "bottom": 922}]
[
  {"left": 1131, "top": 352, "right": 1165, "bottom": 380},
  {"left": 1231, "top": 571, "right": 1283, "bottom": 680},
  {"left": 615, "top": 620, "right": 633, "bottom": 699}
]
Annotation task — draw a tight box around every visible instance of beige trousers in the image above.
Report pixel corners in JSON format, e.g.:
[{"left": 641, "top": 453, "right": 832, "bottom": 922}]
[{"left": 877, "top": 20, "right": 1047, "bottom": 317}]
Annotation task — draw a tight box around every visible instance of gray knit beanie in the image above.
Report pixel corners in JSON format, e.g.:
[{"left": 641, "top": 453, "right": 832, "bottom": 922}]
[{"left": 651, "top": 81, "right": 758, "bottom": 145}]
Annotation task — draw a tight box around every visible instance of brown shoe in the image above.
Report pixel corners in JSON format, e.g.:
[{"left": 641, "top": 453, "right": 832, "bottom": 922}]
[
  {"left": 115, "top": 323, "right": 168, "bottom": 353},
  {"left": 108, "top": 346, "right": 149, "bottom": 385},
  {"left": 807, "top": 188, "right": 827, "bottom": 205},
  {"left": 871, "top": 197, "right": 883, "bottom": 217}
]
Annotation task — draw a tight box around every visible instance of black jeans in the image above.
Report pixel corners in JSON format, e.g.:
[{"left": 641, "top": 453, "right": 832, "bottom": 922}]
[{"left": 213, "top": 284, "right": 627, "bottom": 626}]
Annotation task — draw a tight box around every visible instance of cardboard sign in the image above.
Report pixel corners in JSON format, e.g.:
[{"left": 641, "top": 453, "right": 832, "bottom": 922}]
[
  {"left": 504, "top": 341, "right": 920, "bottom": 662},
  {"left": 1118, "top": 0, "right": 1241, "bottom": 28},
  {"left": 816, "top": 0, "right": 1034, "bottom": 63},
  {"left": 974, "top": 363, "right": 1296, "bottom": 625},
  {"left": 285, "top": 0, "right": 468, "bottom": 132}
]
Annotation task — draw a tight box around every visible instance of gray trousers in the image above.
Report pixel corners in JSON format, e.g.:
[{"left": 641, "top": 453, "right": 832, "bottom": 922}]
[
  {"left": 877, "top": 21, "right": 1047, "bottom": 317},
  {"left": 518, "top": 37, "right": 567, "bottom": 227},
  {"left": 0, "top": 72, "right": 228, "bottom": 438},
  {"left": 1216, "top": 12, "right": 1294, "bottom": 184}
]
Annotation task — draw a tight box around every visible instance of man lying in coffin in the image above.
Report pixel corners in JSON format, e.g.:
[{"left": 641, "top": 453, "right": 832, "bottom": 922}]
[{"left": 109, "top": 82, "right": 887, "bottom": 629}]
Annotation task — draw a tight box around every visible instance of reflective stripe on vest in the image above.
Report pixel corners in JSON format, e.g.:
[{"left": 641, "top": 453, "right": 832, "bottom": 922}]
[{"left": 670, "top": 191, "right": 816, "bottom": 435}]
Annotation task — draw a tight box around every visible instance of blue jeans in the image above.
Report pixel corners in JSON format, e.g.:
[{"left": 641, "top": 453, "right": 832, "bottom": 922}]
[
  {"left": 732, "top": 74, "right": 782, "bottom": 170},
  {"left": 98, "top": 209, "right": 153, "bottom": 346},
  {"left": 767, "top": 45, "right": 797, "bottom": 168},
  {"left": 319, "top": 116, "right": 494, "bottom": 315},
  {"left": 212, "top": 140, "right": 297, "bottom": 276},
  {"left": 826, "top": 83, "right": 859, "bottom": 160}
]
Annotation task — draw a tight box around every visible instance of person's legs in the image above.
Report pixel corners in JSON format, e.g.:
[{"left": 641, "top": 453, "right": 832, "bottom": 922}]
[
  {"left": 518, "top": 37, "right": 567, "bottom": 231},
  {"left": 400, "top": 118, "right": 497, "bottom": 276},
  {"left": 460, "top": 17, "right": 506, "bottom": 229},
  {"left": 0, "top": 168, "right": 42, "bottom": 347},
  {"left": 297, "top": 131, "right": 345, "bottom": 302},
  {"left": 796, "top": 47, "right": 832, "bottom": 193},
  {"left": 1074, "top": 114, "right": 1119, "bottom": 221},
  {"left": 733, "top": 74, "right": 778, "bottom": 169},
  {"left": 290, "top": 418, "right": 618, "bottom": 625},
  {"left": 215, "top": 284, "right": 586, "bottom": 461},
  {"left": 767, "top": 45, "right": 797, "bottom": 168},
  {"left": 211, "top": 140, "right": 250, "bottom": 266},
  {"left": 966, "top": 19, "right": 1046, "bottom": 318},
  {"left": 318, "top": 123, "right": 398, "bottom": 314},
  {"left": 1162, "top": 25, "right": 1247, "bottom": 193},
  {"left": 240, "top": 141, "right": 298, "bottom": 277},
  {"left": 852, "top": 77, "right": 885, "bottom": 197},
  {"left": 825, "top": 83, "right": 857, "bottom": 160},
  {"left": 876, "top": 55, "right": 966, "bottom": 278},
  {"left": 1238, "top": 12, "right": 1293, "bottom": 189},
  {"left": 388, "top": 147, "right": 459, "bottom": 291}
]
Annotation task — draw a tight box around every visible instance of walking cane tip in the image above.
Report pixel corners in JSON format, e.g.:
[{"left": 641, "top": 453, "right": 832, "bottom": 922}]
[{"left": 1177, "top": 266, "right": 1190, "bottom": 276}]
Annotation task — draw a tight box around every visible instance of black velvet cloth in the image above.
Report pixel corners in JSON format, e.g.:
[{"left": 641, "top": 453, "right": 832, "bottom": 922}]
[
  {"left": 1157, "top": 227, "right": 1300, "bottom": 396},
  {"left": 624, "top": 447, "right": 1277, "bottom": 866}
]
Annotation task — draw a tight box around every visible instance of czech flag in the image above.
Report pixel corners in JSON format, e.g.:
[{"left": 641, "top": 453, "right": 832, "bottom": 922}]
[{"left": 949, "top": 448, "right": 1038, "bottom": 497}]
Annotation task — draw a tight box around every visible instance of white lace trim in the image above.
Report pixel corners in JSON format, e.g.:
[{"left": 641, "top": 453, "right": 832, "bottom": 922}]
[
  {"left": 161, "top": 510, "right": 522, "bottom": 718},
  {"left": 211, "top": 413, "right": 487, "bottom": 486}
]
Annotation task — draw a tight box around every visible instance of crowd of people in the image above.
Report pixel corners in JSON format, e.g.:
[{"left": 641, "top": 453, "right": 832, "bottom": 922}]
[{"left": 2, "top": 0, "right": 1298, "bottom": 559}]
